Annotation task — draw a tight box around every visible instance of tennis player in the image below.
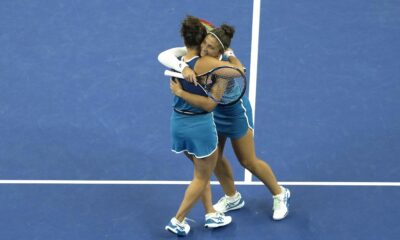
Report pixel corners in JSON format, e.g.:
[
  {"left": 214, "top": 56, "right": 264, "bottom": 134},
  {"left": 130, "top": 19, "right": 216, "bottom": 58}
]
[
  {"left": 164, "top": 16, "right": 244, "bottom": 237},
  {"left": 158, "top": 20, "right": 291, "bottom": 221}
]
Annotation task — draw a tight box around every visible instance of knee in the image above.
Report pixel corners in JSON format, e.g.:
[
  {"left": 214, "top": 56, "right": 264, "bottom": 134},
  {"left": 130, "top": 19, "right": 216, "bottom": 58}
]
[
  {"left": 194, "top": 169, "right": 213, "bottom": 182},
  {"left": 194, "top": 177, "right": 210, "bottom": 191},
  {"left": 239, "top": 158, "right": 256, "bottom": 171},
  {"left": 240, "top": 157, "right": 260, "bottom": 172},
  {"left": 214, "top": 158, "right": 227, "bottom": 172}
]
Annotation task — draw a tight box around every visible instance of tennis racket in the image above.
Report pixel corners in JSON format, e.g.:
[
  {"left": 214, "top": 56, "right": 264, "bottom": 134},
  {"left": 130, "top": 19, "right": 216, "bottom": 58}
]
[{"left": 164, "top": 66, "right": 246, "bottom": 105}]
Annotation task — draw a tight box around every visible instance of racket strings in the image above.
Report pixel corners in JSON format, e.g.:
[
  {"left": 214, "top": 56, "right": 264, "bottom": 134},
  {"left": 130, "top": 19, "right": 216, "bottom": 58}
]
[
  {"left": 162, "top": 66, "right": 245, "bottom": 105},
  {"left": 201, "top": 72, "right": 245, "bottom": 105}
]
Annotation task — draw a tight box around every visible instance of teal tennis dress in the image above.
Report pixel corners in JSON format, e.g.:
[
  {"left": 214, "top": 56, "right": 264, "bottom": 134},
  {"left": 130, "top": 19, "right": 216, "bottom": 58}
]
[
  {"left": 213, "top": 55, "right": 254, "bottom": 139},
  {"left": 213, "top": 95, "right": 254, "bottom": 139},
  {"left": 170, "top": 56, "right": 218, "bottom": 158}
]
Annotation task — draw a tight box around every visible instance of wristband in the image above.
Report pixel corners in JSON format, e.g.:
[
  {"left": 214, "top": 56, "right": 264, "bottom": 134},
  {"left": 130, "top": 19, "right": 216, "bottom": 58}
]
[
  {"left": 224, "top": 49, "right": 235, "bottom": 58},
  {"left": 178, "top": 61, "right": 189, "bottom": 72}
]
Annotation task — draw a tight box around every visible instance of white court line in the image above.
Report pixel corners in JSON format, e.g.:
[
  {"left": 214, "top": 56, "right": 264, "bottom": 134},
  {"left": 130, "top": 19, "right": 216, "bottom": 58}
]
[
  {"left": 245, "top": 0, "right": 262, "bottom": 183},
  {"left": 0, "top": 180, "right": 399, "bottom": 186}
]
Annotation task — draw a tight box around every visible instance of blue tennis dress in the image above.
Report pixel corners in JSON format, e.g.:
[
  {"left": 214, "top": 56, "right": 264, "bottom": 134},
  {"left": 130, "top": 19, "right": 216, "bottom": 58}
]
[
  {"left": 212, "top": 55, "right": 254, "bottom": 139},
  {"left": 213, "top": 95, "right": 254, "bottom": 139},
  {"left": 170, "top": 56, "right": 218, "bottom": 158}
]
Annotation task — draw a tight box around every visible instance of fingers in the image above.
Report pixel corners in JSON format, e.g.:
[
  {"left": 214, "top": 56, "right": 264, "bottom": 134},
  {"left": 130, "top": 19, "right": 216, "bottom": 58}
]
[
  {"left": 192, "top": 76, "right": 198, "bottom": 86},
  {"left": 182, "top": 67, "right": 197, "bottom": 85},
  {"left": 170, "top": 78, "right": 181, "bottom": 91},
  {"left": 188, "top": 73, "right": 198, "bottom": 86},
  {"left": 170, "top": 79, "right": 176, "bottom": 91},
  {"left": 170, "top": 79, "right": 183, "bottom": 97}
]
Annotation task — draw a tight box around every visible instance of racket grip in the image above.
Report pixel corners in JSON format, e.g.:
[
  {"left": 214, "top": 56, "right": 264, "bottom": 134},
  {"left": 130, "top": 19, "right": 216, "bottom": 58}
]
[{"left": 164, "top": 70, "right": 184, "bottom": 79}]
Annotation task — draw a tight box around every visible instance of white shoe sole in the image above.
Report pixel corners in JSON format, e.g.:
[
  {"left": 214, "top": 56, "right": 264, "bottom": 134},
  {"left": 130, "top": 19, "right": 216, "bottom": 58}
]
[
  {"left": 216, "top": 200, "right": 245, "bottom": 213},
  {"left": 204, "top": 217, "right": 232, "bottom": 228},
  {"left": 165, "top": 226, "right": 188, "bottom": 236}
]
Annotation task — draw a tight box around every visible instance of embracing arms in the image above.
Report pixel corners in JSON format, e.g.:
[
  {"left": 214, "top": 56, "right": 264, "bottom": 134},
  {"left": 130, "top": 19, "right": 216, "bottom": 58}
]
[{"left": 157, "top": 47, "right": 197, "bottom": 83}]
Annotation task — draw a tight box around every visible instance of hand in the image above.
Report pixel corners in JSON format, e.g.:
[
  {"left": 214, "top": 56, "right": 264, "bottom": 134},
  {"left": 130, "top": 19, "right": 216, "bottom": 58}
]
[
  {"left": 182, "top": 67, "right": 198, "bottom": 86},
  {"left": 170, "top": 79, "right": 183, "bottom": 97},
  {"left": 224, "top": 48, "right": 235, "bottom": 58}
]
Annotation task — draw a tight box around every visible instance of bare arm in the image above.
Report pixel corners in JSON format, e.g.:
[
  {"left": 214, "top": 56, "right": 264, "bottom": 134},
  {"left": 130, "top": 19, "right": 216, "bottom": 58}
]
[
  {"left": 195, "top": 56, "right": 244, "bottom": 76},
  {"left": 224, "top": 48, "right": 245, "bottom": 73},
  {"left": 170, "top": 79, "right": 217, "bottom": 112}
]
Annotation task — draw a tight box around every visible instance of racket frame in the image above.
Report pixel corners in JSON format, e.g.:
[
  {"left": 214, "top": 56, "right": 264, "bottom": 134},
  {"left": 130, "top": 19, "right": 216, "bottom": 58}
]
[{"left": 164, "top": 66, "right": 246, "bottom": 105}]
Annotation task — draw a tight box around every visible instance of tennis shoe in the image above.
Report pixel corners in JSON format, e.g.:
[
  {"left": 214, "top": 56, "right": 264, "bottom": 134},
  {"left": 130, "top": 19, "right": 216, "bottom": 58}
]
[
  {"left": 213, "top": 192, "right": 245, "bottom": 213},
  {"left": 272, "top": 186, "right": 291, "bottom": 220},
  {"left": 204, "top": 212, "right": 232, "bottom": 228},
  {"left": 165, "top": 217, "right": 190, "bottom": 236}
]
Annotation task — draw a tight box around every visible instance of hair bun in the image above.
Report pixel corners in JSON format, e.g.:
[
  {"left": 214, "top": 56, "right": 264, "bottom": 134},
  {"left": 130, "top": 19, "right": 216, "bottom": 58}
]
[{"left": 220, "top": 24, "right": 235, "bottom": 39}]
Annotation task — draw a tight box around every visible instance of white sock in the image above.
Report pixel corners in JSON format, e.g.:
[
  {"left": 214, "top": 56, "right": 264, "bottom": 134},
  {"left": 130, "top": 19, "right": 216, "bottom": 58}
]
[
  {"left": 274, "top": 186, "right": 285, "bottom": 197},
  {"left": 206, "top": 212, "right": 217, "bottom": 218},
  {"left": 226, "top": 192, "right": 239, "bottom": 201}
]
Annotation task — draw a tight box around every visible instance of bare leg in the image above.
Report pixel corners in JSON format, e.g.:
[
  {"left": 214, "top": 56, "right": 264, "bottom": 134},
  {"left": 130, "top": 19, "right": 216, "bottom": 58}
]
[
  {"left": 232, "top": 129, "right": 281, "bottom": 195},
  {"left": 175, "top": 150, "right": 218, "bottom": 221},
  {"left": 184, "top": 153, "right": 216, "bottom": 214},
  {"left": 213, "top": 134, "right": 237, "bottom": 196},
  {"left": 200, "top": 181, "right": 215, "bottom": 214}
]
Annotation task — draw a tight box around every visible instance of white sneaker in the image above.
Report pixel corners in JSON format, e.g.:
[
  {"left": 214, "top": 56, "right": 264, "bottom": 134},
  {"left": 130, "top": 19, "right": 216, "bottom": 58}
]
[
  {"left": 204, "top": 212, "right": 232, "bottom": 228},
  {"left": 165, "top": 217, "right": 190, "bottom": 236},
  {"left": 272, "top": 186, "right": 291, "bottom": 220},
  {"left": 213, "top": 192, "right": 245, "bottom": 213}
]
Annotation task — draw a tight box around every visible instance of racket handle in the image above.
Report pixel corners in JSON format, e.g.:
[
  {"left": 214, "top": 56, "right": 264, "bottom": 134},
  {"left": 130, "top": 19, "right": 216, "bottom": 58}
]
[{"left": 164, "top": 70, "right": 184, "bottom": 79}]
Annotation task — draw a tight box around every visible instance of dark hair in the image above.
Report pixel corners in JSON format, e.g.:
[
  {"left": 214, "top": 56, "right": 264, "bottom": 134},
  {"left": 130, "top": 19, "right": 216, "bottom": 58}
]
[
  {"left": 209, "top": 24, "right": 235, "bottom": 53},
  {"left": 180, "top": 16, "right": 207, "bottom": 49}
]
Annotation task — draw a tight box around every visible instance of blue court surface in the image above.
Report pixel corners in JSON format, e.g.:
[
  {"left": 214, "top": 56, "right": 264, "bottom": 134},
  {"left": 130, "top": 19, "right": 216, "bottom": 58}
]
[{"left": 1, "top": 0, "right": 399, "bottom": 239}]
